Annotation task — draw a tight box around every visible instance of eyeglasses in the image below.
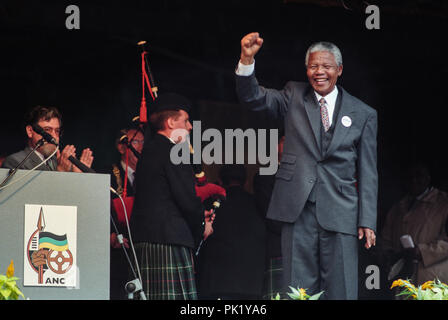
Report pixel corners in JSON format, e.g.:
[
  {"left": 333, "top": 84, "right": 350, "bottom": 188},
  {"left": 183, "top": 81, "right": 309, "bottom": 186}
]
[
  {"left": 130, "top": 139, "right": 144, "bottom": 146},
  {"left": 41, "top": 126, "right": 61, "bottom": 136}
]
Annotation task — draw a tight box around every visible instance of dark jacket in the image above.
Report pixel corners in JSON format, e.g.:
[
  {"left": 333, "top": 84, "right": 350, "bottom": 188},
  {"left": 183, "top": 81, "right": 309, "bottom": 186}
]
[
  {"left": 2, "top": 146, "right": 57, "bottom": 171},
  {"left": 130, "top": 133, "right": 204, "bottom": 249},
  {"left": 253, "top": 172, "right": 282, "bottom": 259},
  {"left": 197, "top": 185, "right": 267, "bottom": 299}
]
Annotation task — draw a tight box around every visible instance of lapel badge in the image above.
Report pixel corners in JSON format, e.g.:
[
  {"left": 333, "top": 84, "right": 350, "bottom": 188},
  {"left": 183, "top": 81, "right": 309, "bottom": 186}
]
[{"left": 341, "top": 116, "right": 352, "bottom": 128}]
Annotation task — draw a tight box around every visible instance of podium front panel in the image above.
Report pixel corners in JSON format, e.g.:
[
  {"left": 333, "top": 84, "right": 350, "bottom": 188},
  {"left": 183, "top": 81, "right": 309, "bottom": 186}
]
[{"left": 0, "top": 168, "right": 110, "bottom": 300}]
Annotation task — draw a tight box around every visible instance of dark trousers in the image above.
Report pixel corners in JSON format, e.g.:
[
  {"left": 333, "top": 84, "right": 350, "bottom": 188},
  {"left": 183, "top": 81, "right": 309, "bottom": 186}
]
[{"left": 281, "top": 201, "right": 358, "bottom": 300}]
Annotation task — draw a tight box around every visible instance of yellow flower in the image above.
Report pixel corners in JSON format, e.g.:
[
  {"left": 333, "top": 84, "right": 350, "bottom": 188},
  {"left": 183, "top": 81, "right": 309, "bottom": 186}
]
[
  {"left": 421, "top": 281, "right": 434, "bottom": 290},
  {"left": 391, "top": 279, "right": 404, "bottom": 289},
  {"left": 402, "top": 280, "right": 417, "bottom": 292},
  {"left": 6, "top": 260, "right": 14, "bottom": 278}
]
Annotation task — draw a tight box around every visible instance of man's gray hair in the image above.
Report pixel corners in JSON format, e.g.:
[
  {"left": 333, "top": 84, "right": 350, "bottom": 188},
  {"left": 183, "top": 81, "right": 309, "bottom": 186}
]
[{"left": 305, "top": 42, "right": 343, "bottom": 67}]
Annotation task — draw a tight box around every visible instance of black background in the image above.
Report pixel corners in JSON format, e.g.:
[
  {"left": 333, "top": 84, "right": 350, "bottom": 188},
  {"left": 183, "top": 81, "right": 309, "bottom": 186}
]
[
  {"left": 2, "top": 0, "right": 448, "bottom": 219},
  {"left": 1, "top": 0, "right": 448, "bottom": 299}
]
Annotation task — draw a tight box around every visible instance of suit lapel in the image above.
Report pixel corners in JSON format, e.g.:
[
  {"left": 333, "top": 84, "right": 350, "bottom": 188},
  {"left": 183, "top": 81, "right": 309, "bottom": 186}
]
[
  {"left": 303, "top": 88, "right": 322, "bottom": 154},
  {"left": 325, "top": 87, "right": 355, "bottom": 157},
  {"left": 24, "top": 147, "right": 48, "bottom": 170}
]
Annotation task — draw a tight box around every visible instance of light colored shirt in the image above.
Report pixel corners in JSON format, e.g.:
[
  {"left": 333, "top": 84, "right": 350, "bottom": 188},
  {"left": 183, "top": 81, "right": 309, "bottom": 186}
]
[
  {"left": 33, "top": 150, "right": 46, "bottom": 161},
  {"left": 236, "top": 60, "right": 255, "bottom": 76},
  {"left": 121, "top": 160, "right": 136, "bottom": 186},
  {"left": 33, "top": 150, "right": 56, "bottom": 170}
]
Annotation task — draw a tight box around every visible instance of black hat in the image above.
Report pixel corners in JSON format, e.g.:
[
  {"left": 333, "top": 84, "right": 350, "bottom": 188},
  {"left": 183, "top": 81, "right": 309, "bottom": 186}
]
[{"left": 149, "top": 92, "right": 191, "bottom": 114}]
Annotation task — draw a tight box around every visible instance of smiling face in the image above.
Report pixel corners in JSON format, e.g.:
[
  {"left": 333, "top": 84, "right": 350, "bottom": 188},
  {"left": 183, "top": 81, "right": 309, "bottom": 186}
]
[{"left": 306, "top": 51, "right": 343, "bottom": 97}]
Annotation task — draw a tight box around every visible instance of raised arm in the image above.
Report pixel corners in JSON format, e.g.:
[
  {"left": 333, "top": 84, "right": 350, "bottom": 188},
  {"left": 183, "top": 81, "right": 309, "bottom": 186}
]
[{"left": 235, "top": 32, "right": 292, "bottom": 120}]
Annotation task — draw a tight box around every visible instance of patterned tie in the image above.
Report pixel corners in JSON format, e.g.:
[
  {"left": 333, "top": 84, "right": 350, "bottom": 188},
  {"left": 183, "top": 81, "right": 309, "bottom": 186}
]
[{"left": 319, "top": 97, "right": 330, "bottom": 132}]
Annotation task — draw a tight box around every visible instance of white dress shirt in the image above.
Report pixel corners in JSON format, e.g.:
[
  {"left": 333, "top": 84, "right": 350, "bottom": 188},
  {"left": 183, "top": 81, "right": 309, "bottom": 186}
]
[{"left": 121, "top": 160, "right": 136, "bottom": 187}]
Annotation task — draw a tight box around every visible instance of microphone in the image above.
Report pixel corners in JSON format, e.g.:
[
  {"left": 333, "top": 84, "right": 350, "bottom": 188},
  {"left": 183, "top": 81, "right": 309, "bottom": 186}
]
[
  {"left": 68, "top": 155, "right": 95, "bottom": 173},
  {"left": 211, "top": 197, "right": 223, "bottom": 212},
  {"left": 195, "top": 196, "right": 225, "bottom": 256},
  {"left": 31, "top": 123, "right": 58, "bottom": 146},
  {"left": 208, "top": 196, "right": 224, "bottom": 222}
]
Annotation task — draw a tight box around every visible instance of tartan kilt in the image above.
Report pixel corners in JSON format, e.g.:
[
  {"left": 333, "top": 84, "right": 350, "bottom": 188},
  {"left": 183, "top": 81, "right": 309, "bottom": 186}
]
[
  {"left": 262, "top": 256, "right": 284, "bottom": 300},
  {"left": 134, "top": 242, "right": 198, "bottom": 300}
]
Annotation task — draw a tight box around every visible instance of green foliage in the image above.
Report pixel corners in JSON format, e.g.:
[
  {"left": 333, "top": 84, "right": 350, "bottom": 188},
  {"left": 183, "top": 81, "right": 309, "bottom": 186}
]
[
  {"left": 272, "top": 286, "right": 324, "bottom": 300},
  {"left": 391, "top": 278, "right": 448, "bottom": 300},
  {"left": 0, "top": 261, "right": 25, "bottom": 300}
]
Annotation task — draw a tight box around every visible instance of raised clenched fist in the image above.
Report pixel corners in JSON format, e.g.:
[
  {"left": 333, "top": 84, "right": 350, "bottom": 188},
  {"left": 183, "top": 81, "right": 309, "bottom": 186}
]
[{"left": 240, "top": 32, "right": 264, "bottom": 65}]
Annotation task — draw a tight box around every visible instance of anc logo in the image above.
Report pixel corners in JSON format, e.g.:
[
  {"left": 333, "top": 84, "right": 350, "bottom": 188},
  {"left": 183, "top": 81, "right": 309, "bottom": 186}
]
[{"left": 26, "top": 207, "right": 74, "bottom": 285}]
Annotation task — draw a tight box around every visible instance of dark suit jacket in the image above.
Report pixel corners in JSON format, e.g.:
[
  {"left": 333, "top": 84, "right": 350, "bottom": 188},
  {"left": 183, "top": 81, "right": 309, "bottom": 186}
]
[
  {"left": 236, "top": 74, "right": 378, "bottom": 236},
  {"left": 197, "top": 185, "right": 266, "bottom": 298},
  {"left": 130, "top": 133, "right": 205, "bottom": 249},
  {"left": 1, "top": 146, "right": 57, "bottom": 171},
  {"left": 253, "top": 172, "right": 282, "bottom": 258}
]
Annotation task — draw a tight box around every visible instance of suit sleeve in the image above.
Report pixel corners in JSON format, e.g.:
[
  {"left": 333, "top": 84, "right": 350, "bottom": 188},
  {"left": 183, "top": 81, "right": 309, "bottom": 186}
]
[
  {"left": 1, "top": 155, "right": 18, "bottom": 169},
  {"left": 419, "top": 240, "right": 448, "bottom": 267},
  {"left": 357, "top": 110, "right": 378, "bottom": 232},
  {"left": 235, "top": 72, "right": 293, "bottom": 120}
]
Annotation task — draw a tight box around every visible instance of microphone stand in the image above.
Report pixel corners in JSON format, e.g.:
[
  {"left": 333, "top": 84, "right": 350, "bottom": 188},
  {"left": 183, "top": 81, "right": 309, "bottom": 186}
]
[
  {"left": 109, "top": 202, "right": 146, "bottom": 300},
  {"left": 0, "top": 139, "right": 45, "bottom": 188},
  {"left": 67, "top": 157, "right": 146, "bottom": 300}
]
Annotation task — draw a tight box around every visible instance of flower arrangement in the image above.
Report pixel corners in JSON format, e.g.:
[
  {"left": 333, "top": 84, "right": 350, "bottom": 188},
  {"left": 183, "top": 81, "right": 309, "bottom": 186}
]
[
  {"left": 273, "top": 286, "right": 324, "bottom": 300},
  {"left": 0, "top": 260, "right": 25, "bottom": 300},
  {"left": 390, "top": 278, "right": 448, "bottom": 300}
]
